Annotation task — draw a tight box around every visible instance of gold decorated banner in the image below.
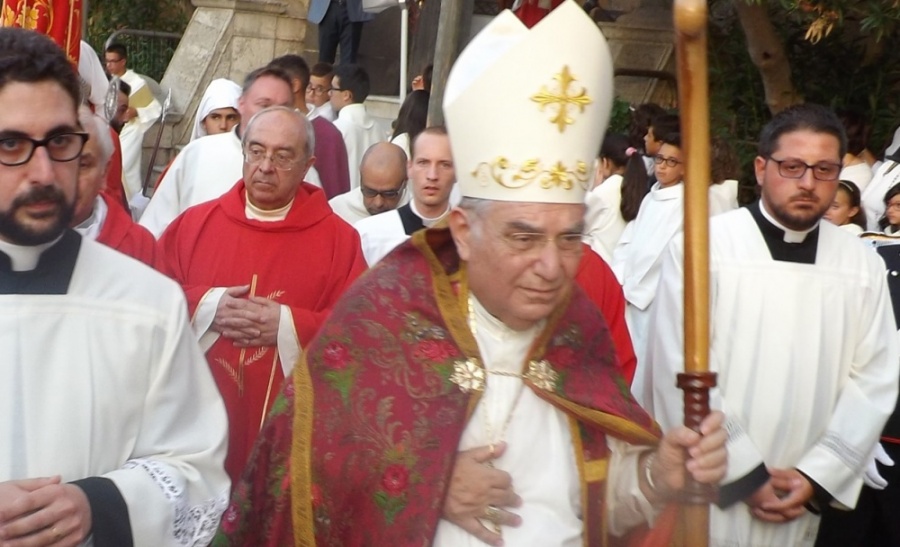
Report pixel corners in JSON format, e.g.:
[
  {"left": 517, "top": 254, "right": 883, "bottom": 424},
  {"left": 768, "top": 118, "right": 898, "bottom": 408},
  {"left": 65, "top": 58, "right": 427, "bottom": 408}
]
[{"left": 1, "top": 0, "right": 82, "bottom": 64}]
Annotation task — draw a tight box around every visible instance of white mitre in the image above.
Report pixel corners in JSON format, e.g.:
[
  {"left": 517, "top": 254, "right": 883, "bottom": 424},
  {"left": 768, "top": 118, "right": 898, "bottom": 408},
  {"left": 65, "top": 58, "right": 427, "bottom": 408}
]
[{"left": 443, "top": 0, "right": 613, "bottom": 204}]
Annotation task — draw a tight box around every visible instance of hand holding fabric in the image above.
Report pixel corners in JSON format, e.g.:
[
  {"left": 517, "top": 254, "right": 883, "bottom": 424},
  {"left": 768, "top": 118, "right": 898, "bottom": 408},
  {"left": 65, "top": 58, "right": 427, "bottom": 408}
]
[
  {"left": 863, "top": 442, "right": 894, "bottom": 490},
  {"left": 442, "top": 442, "right": 522, "bottom": 546}
]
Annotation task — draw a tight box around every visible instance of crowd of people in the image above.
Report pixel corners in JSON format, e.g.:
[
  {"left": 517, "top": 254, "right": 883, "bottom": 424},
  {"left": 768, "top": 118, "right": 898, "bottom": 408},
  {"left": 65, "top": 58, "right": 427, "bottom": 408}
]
[{"left": 3, "top": 0, "right": 900, "bottom": 546}]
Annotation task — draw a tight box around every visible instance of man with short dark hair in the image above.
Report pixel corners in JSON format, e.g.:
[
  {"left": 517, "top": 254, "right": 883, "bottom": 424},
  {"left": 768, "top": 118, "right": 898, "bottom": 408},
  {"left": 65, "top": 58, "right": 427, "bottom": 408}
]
[
  {"left": 329, "top": 141, "right": 408, "bottom": 224},
  {"left": 354, "top": 127, "right": 454, "bottom": 264},
  {"left": 330, "top": 64, "right": 384, "bottom": 190},
  {"left": 0, "top": 28, "right": 229, "bottom": 547},
  {"left": 141, "top": 66, "right": 323, "bottom": 236},
  {"left": 307, "top": 62, "right": 336, "bottom": 121},
  {"left": 646, "top": 103, "right": 900, "bottom": 546},
  {"left": 104, "top": 42, "right": 162, "bottom": 202},
  {"left": 268, "top": 54, "right": 350, "bottom": 199},
  {"left": 157, "top": 106, "right": 366, "bottom": 485}
]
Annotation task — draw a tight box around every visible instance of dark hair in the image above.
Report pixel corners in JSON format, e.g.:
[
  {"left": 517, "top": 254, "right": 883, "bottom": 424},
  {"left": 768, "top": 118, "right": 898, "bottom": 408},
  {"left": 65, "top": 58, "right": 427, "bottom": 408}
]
[
  {"left": 310, "top": 62, "right": 334, "bottom": 79},
  {"left": 837, "top": 109, "right": 870, "bottom": 157},
  {"left": 410, "top": 125, "right": 448, "bottom": 160},
  {"left": 757, "top": 103, "right": 847, "bottom": 159},
  {"left": 711, "top": 135, "right": 740, "bottom": 185},
  {"left": 392, "top": 90, "right": 429, "bottom": 141},
  {"left": 117, "top": 79, "right": 131, "bottom": 96},
  {"left": 268, "top": 54, "right": 310, "bottom": 91},
  {"left": 836, "top": 180, "right": 866, "bottom": 229},
  {"left": 0, "top": 28, "right": 81, "bottom": 109},
  {"left": 650, "top": 114, "right": 680, "bottom": 144},
  {"left": 880, "top": 183, "right": 900, "bottom": 230},
  {"left": 242, "top": 65, "right": 293, "bottom": 95},
  {"left": 658, "top": 130, "right": 681, "bottom": 149},
  {"left": 105, "top": 43, "right": 127, "bottom": 60},
  {"left": 628, "top": 103, "right": 666, "bottom": 150},
  {"left": 333, "top": 64, "right": 370, "bottom": 103},
  {"left": 599, "top": 133, "right": 630, "bottom": 167}
]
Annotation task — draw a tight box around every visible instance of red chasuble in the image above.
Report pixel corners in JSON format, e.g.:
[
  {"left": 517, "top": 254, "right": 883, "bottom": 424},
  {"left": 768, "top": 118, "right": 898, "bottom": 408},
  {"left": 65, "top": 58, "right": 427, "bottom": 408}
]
[
  {"left": 102, "top": 127, "right": 130, "bottom": 213},
  {"left": 1, "top": 0, "right": 81, "bottom": 63},
  {"left": 96, "top": 192, "right": 156, "bottom": 268},
  {"left": 157, "top": 180, "right": 366, "bottom": 483},
  {"left": 576, "top": 244, "right": 638, "bottom": 384},
  {"left": 214, "top": 227, "right": 662, "bottom": 547}
]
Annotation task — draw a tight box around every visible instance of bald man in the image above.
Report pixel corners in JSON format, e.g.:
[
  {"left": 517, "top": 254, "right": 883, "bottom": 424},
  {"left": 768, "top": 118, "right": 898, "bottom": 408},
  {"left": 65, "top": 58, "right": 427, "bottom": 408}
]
[{"left": 328, "top": 141, "right": 409, "bottom": 224}]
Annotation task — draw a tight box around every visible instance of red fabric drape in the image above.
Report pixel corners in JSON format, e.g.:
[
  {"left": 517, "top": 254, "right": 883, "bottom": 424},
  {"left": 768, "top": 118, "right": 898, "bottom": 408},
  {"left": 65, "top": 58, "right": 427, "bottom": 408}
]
[{"left": 1, "top": 0, "right": 82, "bottom": 63}]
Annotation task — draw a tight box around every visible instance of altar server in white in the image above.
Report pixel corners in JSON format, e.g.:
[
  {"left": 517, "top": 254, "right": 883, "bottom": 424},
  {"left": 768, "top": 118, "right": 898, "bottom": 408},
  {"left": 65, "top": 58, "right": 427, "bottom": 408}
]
[
  {"left": 0, "top": 28, "right": 229, "bottom": 547},
  {"left": 354, "top": 126, "right": 456, "bottom": 265},
  {"left": 645, "top": 103, "right": 900, "bottom": 547}
]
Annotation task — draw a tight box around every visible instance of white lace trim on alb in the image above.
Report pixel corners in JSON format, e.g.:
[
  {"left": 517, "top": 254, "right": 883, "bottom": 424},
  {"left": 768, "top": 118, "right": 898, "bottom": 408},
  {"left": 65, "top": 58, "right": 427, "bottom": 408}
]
[{"left": 124, "top": 458, "right": 229, "bottom": 546}]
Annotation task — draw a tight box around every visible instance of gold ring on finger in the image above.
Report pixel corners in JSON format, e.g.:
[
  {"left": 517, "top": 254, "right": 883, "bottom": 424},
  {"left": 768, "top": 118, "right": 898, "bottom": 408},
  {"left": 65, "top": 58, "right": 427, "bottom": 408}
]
[
  {"left": 482, "top": 505, "right": 501, "bottom": 524},
  {"left": 51, "top": 526, "right": 62, "bottom": 539}
]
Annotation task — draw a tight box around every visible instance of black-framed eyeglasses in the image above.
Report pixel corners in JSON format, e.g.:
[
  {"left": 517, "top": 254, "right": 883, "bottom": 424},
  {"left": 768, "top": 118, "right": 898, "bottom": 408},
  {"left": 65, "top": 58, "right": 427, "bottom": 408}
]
[
  {"left": 308, "top": 85, "right": 331, "bottom": 95},
  {"left": 243, "top": 147, "right": 299, "bottom": 170},
  {"left": 360, "top": 186, "right": 403, "bottom": 199},
  {"left": 328, "top": 87, "right": 344, "bottom": 94},
  {"left": 653, "top": 154, "right": 682, "bottom": 167},
  {"left": 501, "top": 232, "right": 585, "bottom": 255},
  {"left": 766, "top": 156, "right": 842, "bottom": 181},
  {"left": 0, "top": 132, "right": 89, "bottom": 167},
  {"left": 104, "top": 57, "right": 124, "bottom": 65}
]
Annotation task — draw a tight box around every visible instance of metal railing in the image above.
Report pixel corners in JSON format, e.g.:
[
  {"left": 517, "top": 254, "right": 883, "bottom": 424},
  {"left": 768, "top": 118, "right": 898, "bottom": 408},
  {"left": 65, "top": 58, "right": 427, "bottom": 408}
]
[{"left": 104, "top": 29, "right": 182, "bottom": 83}]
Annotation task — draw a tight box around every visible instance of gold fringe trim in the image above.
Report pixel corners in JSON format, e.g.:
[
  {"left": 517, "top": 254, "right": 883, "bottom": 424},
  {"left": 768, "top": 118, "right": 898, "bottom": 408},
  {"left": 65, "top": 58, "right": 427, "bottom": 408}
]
[{"left": 291, "top": 354, "right": 316, "bottom": 547}]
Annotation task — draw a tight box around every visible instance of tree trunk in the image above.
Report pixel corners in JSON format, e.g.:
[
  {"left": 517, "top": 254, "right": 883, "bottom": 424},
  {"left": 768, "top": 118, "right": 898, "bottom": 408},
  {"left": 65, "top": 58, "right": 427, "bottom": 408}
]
[{"left": 733, "top": 0, "right": 801, "bottom": 114}]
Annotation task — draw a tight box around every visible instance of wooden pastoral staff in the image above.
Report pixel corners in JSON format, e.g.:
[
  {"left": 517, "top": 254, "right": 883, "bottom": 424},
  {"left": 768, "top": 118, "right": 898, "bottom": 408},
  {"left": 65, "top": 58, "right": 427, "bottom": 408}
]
[{"left": 673, "top": 0, "right": 718, "bottom": 545}]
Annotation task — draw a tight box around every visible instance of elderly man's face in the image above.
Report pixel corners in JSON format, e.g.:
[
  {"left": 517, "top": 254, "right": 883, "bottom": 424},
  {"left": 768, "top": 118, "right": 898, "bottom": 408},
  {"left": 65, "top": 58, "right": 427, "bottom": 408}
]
[
  {"left": 450, "top": 201, "right": 585, "bottom": 331},
  {"left": 242, "top": 109, "right": 315, "bottom": 210},
  {"left": 73, "top": 122, "right": 109, "bottom": 225},
  {"left": 0, "top": 81, "right": 80, "bottom": 245}
]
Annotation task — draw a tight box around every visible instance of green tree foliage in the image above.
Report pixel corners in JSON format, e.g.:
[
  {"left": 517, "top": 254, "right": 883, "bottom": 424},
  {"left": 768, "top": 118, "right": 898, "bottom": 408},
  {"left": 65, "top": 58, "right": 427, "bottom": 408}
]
[
  {"left": 706, "top": 0, "right": 900, "bottom": 197},
  {"left": 85, "top": 0, "right": 192, "bottom": 80}
]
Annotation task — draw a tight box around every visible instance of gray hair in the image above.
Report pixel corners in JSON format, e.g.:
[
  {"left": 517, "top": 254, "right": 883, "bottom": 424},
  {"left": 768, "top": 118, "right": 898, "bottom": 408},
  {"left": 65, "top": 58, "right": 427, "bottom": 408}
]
[
  {"left": 241, "top": 105, "right": 315, "bottom": 159},
  {"left": 77, "top": 105, "right": 113, "bottom": 166},
  {"left": 457, "top": 197, "right": 494, "bottom": 239}
]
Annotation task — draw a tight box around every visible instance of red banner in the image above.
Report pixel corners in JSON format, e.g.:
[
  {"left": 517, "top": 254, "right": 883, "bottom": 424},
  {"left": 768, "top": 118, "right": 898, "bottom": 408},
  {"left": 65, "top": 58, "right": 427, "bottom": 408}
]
[{"left": 1, "top": 0, "right": 82, "bottom": 64}]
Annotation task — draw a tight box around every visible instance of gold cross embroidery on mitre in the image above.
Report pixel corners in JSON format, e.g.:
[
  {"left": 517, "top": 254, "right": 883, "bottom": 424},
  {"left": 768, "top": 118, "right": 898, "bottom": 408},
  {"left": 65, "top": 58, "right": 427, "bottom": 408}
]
[{"left": 530, "top": 65, "right": 592, "bottom": 133}]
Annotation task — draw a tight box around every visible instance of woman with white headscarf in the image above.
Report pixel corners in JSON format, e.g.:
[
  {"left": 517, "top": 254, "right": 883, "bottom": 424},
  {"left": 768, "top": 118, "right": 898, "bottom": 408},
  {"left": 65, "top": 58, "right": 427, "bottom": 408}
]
[{"left": 190, "top": 78, "right": 242, "bottom": 141}]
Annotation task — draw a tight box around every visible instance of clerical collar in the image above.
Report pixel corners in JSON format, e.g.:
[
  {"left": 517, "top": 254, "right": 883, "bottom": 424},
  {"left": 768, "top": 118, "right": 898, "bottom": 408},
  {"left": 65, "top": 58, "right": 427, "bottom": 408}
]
[
  {"left": 0, "top": 235, "right": 61, "bottom": 271},
  {"left": 748, "top": 201, "right": 819, "bottom": 264},
  {"left": 758, "top": 200, "right": 817, "bottom": 243},
  {"left": 245, "top": 194, "right": 293, "bottom": 222},
  {"left": 0, "top": 230, "right": 81, "bottom": 295},
  {"left": 410, "top": 199, "right": 451, "bottom": 227}
]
